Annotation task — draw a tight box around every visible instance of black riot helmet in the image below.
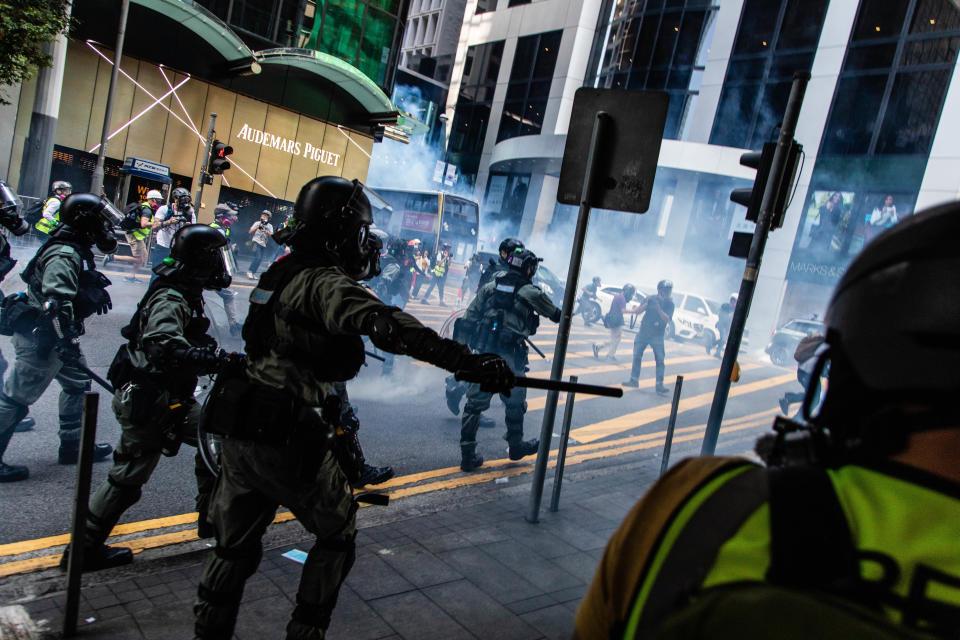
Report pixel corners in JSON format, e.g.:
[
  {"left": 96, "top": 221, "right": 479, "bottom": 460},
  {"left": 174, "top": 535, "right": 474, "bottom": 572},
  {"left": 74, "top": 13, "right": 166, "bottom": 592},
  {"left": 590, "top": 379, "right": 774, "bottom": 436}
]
[
  {"left": 171, "top": 187, "right": 191, "bottom": 208},
  {"left": 57, "top": 192, "right": 123, "bottom": 253},
  {"left": 498, "top": 238, "right": 524, "bottom": 262},
  {"left": 809, "top": 201, "right": 960, "bottom": 459},
  {"left": 622, "top": 283, "right": 636, "bottom": 302},
  {"left": 0, "top": 181, "right": 29, "bottom": 236},
  {"left": 153, "top": 224, "right": 234, "bottom": 290},
  {"left": 386, "top": 236, "right": 407, "bottom": 259},
  {"left": 507, "top": 248, "right": 542, "bottom": 279},
  {"left": 280, "top": 176, "right": 381, "bottom": 280}
]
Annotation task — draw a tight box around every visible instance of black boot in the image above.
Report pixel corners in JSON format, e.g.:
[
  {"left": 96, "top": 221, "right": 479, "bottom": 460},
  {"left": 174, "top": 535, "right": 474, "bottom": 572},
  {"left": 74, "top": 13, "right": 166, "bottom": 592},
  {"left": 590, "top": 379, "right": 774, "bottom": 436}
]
[
  {"left": 197, "top": 510, "right": 215, "bottom": 540},
  {"left": 460, "top": 445, "right": 484, "bottom": 472},
  {"left": 0, "top": 462, "right": 28, "bottom": 482},
  {"left": 478, "top": 415, "right": 496, "bottom": 429},
  {"left": 58, "top": 441, "right": 113, "bottom": 465},
  {"left": 14, "top": 417, "right": 35, "bottom": 433},
  {"left": 357, "top": 463, "right": 395, "bottom": 486},
  {"left": 60, "top": 543, "right": 133, "bottom": 572},
  {"left": 508, "top": 439, "right": 539, "bottom": 461}
]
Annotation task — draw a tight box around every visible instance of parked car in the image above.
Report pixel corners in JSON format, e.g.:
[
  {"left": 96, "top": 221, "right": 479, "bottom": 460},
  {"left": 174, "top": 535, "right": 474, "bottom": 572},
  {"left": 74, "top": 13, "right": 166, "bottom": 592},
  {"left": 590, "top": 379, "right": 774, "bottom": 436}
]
[
  {"left": 766, "top": 318, "right": 824, "bottom": 366},
  {"left": 667, "top": 291, "right": 749, "bottom": 351}
]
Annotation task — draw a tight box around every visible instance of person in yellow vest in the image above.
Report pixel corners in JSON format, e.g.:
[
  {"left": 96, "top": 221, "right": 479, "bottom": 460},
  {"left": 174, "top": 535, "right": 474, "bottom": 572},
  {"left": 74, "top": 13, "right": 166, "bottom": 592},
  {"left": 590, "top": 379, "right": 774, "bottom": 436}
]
[
  {"left": 421, "top": 242, "right": 451, "bottom": 305},
  {"left": 574, "top": 202, "right": 960, "bottom": 639},
  {"left": 34, "top": 181, "right": 72, "bottom": 235},
  {"left": 126, "top": 190, "right": 162, "bottom": 282}
]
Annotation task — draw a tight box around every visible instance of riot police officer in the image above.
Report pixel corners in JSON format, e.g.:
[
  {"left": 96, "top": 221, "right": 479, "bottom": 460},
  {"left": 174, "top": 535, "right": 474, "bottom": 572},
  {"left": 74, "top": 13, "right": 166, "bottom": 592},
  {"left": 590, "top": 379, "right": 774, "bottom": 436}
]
[
  {"left": 67, "top": 225, "right": 237, "bottom": 571},
  {"left": 0, "top": 193, "right": 119, "bottom": 482},
  {"left": 0, "top": 182, "right": 36, "bottom": 434},
  {"left": 193, "top": 176, "right": 513, "bottom": 640},
  {"left": 456, "top": 248, "right": 561, "bottom": 472},
  {"left": 372, "top": 236, "right": 413, "bottom": 375},
  {"left": 445, "top": 237, "right": 524, "bottom": 416}
]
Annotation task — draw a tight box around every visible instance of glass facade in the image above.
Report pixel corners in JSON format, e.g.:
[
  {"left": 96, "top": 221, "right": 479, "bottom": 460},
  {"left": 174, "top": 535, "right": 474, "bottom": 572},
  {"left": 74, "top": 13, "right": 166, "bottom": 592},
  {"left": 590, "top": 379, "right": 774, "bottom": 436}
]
[
  {"left": 497, "top": 30, "right": 562, "bottom": 142},
  {"left": 710, "top": 0, "right": 829, "bottom": 149},
  {"left": 449, "top": 41, "right": 505, "bottom": 184},
  {"left": 596, "top": 0, "right": 715, "bottom": 139},
  {"left": 786, "top": 0, "right": 960, "bottom": 286},
  {"left": 197, "top": 0, "right": 408, "bottom": 93}
]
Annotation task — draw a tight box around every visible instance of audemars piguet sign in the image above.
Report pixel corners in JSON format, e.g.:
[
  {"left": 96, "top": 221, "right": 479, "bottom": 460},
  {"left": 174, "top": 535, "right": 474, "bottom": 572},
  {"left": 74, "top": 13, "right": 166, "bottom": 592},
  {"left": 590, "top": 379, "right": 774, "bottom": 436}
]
[{"left": 235, "top": 123, "right": 341, "bottom": 167}]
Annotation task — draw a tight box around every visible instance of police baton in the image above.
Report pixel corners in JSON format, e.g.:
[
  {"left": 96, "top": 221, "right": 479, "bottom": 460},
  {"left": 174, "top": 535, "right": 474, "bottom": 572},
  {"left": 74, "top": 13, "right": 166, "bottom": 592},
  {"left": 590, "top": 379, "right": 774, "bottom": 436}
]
[
  {"left": 455, "top": 371, "right": 622, "bottom": 398},
  {"left": 77, "top": 362, "right": 115, "bottom": 394},
  {"left": 364, "top": 350, "right": 386, "bottom": 362},
  {"left": 525, "top": 337, "right": 547, "bottom": 359}
]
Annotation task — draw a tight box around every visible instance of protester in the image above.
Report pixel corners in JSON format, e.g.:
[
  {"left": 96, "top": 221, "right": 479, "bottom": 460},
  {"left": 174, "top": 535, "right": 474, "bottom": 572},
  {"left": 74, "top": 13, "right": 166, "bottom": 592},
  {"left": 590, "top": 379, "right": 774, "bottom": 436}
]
[
  {"left": 245, "top": 210, "right": 273, "bottom": 279},
  {"left": 420, "top": 242, "right": 451, "bottom": 305},
  {"left": 576, "top": 203, "right": 960, "bottom": 639},
  {"left": 593, "top": 283, "right": 634, "bottom": 361},
  {"left": 623, "top": 280, "right": 674, "bottom": 394}
]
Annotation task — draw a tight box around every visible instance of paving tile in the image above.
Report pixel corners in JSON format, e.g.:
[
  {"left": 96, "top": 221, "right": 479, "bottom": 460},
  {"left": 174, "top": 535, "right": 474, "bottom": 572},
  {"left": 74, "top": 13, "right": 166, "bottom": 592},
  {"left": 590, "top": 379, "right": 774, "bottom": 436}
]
[
  {"left": 132, "top": 600, "right": 198, "bottom": 640},
  {"left": 551, "top": 552, "right": 600, "bottom": 583},
  {"left": 81, "top": 615, "right": 145, "bottom": 640},
  {"left": 438, "top": 547, "right": 542, "bottom": 605},
  {"left": 377, "top": 542, "right": 463, "bottom": 588},
  {"left": 547, "top": 584, "right": 586, "bottom": 604},
  {"left": 345, "top": 552, "right": 416, "bottom": 601},
  {"left": 513, "top": 529, "right": 581, "bottom": 560},
  {"left": 368, "top": 590, "right": 472, "bottom": 640},
  {"left": 234, "top": 594, "right": 296, "bottom": 639},
  {"left": 460, "top": 525, "right": 512, "bottom": 545},
  {"left": 505, "top": 594, "right": 558, "bottom": 616},
  {"left": 520, "top": 603, "right": 575, "bottom": 640},
  {"left": 86, "top": 593, "right": 121, "bottom": 609},
  {"left": 423, "top": 579, "right": 541, "bottom": 640},
  {"left": 478, "top": 543, "right": 581, "bottom": 594},
  {"left": 327, "top": 584, "right": 396, "bottom": 640},
  {"left": 420, "top": 530, "right": 474, "bottom": 554}
]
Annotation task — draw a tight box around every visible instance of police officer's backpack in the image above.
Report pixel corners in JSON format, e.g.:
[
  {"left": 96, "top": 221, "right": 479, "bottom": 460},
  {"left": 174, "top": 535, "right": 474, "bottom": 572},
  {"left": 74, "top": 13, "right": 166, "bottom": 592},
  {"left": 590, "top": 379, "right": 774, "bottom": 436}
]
[{"left": 648, "top": 467, "right": 948, "bottom": 640}]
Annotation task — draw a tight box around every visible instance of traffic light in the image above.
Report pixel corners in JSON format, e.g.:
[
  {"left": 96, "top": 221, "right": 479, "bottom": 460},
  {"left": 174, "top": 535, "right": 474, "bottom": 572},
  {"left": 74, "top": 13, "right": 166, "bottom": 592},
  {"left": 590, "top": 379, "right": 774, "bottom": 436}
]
[
  {"left": 730, "top": 141, "right": 802, "bottom": 230},
  {"left": 208, "top": 140, "right": 233, "bottom": 175}
]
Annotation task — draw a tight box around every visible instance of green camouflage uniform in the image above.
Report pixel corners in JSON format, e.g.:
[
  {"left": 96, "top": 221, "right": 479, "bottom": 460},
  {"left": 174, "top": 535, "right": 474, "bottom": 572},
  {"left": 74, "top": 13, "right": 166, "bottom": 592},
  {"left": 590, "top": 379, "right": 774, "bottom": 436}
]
[
  {"left": 195, "top": 264, "right": 453, "bottom": 640},
  {"left": 460, "top": 277, "right": 560, "bottom": 448},
  {"left": 0, "top": 244, "right": 92, "bottom": 460},
  {"left": 84, "top": 285, "right": 216, "bottom": 549}
]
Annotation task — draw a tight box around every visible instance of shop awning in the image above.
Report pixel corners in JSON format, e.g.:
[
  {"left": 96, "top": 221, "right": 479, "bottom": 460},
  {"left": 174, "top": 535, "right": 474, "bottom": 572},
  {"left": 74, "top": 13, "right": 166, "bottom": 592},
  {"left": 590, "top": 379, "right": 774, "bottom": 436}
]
[{"left": 72, "top": 1, "right": 398, "bottom": 128}]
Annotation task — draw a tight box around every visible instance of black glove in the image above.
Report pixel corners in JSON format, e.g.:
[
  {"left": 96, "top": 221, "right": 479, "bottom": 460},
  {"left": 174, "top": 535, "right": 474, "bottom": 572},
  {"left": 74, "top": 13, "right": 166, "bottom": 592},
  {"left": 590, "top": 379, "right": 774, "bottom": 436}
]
[
  {"left": 341, "top": 406, "right": 360, "bottom": 434},
  {"left": 216, "top": 350, "right": 245, "bottom": 375},
  {"left": 457, "top": 353, "right": 515, "bottom": 396},
  {"left": 54, "top": 337, "right": 82, "bottom": 365}
]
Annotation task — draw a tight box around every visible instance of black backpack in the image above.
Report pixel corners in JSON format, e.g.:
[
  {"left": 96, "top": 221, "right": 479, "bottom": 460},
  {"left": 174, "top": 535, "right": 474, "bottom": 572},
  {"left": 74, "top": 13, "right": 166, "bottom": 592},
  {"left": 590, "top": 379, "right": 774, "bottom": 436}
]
[
  {"left": 118, "top": 202, "right": 145, "bottom": 231},
  {"left": 23, "top": 198, "right": 47, "bottom": 226}
]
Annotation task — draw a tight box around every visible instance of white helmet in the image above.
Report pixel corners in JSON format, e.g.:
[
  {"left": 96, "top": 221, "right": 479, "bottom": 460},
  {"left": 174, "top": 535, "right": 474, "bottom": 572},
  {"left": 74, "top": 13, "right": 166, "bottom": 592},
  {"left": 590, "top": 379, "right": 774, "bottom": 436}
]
[
  {"left": 730, "top": 293, "right": 738, "bottom": 303},
  {"left": 146, "top": 189, "right": 163, "bottom": 201}
]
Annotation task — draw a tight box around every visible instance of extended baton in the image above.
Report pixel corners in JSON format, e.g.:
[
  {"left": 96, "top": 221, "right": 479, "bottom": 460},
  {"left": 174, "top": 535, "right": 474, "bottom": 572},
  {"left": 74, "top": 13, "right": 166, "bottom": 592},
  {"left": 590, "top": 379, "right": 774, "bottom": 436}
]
[
  {"left": 525, "top": 337, "right": 547, "bottom": 359},
  {"left": 364, "top": 350, "right": 386, "bottom": 362},
  {"left": 455, "top": 371, "right": 623, "bottom": 398},
  {"left": 77, "top": 363, "right": 115, "bottom": 394}
]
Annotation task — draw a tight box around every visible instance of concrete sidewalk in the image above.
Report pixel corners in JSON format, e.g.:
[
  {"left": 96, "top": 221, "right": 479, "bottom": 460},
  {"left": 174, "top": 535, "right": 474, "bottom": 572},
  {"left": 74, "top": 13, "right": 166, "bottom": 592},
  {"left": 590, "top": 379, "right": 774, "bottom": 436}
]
[{"left": 9, "top": 453, "right": 664, "bottom": 640}]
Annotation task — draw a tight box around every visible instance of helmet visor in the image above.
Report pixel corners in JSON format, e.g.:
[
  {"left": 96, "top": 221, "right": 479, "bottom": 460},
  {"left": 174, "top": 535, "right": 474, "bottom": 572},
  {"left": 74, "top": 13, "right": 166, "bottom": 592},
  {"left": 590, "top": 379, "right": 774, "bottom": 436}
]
[
  {"left": 219, "top": 245, "right": 237, "bottom": 280},
  {"left": 99, "top": 199, "right": 125, "bottom": 228},
  {"left": 0, "top": 182, "right": 18, "bottom": 211}
]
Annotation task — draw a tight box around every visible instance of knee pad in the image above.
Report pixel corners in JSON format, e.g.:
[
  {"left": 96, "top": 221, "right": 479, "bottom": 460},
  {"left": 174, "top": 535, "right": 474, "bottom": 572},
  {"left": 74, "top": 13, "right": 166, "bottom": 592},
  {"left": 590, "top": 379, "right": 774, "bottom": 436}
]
[{"left": 214, "top": 542, "right": 263, "bottom": 578}]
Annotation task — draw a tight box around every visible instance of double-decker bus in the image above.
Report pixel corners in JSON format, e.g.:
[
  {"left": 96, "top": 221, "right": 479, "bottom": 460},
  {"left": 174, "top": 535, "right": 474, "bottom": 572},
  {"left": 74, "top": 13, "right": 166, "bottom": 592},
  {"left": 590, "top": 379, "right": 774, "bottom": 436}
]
[{"left": 368, "top": 188, "right": 479, "bottom": 263}]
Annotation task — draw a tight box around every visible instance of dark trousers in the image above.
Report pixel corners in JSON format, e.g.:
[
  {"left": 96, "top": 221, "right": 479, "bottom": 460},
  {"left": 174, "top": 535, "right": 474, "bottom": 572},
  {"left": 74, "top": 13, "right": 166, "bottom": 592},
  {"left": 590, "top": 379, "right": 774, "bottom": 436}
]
[
  {"left": 630, "top": 333, "right": 666, "bottom": 386},
  {"left": 149, "top": 245, "right": 170, "bottom": 283},
  {"left": 422, "top": 275, "right": 447, "bottom": 302},
  {"left": 248, "top": 244, "right": 268, "bottom": 275},
  {"left": 411, "top": 274, "right": 427, "bottom": 298}
]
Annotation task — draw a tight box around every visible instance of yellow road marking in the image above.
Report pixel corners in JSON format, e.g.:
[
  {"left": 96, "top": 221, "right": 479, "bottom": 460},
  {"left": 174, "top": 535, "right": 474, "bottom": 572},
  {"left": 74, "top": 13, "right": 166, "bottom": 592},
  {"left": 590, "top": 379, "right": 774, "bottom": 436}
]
[
  {"left": 527, "top": 354, "right": 711, "bottom": 379},
  {"left": 0, "top": 408, "right": 780, "bottom": 576},
  {"left": 571, "top": 372, "right": 795, "bottom": 442}
]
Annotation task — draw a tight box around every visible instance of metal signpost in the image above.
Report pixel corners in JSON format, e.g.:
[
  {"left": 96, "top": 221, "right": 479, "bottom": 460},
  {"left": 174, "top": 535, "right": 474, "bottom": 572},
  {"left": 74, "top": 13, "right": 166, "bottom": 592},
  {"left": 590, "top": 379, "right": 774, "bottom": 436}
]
[
  {"left": 701, "top": 72, "right": 810, "bottom": 455},
  {"left": 526, "top": 89, "right": 669, "bottom": 523},
  {"left": 195, "top": 114, "right": 217, "bottom": 210},
  {"left": 63, "top": 393, "right": 101, "bottom": 637},
  {"left": 659, "top": 376, "right": 684, "bottom": 476}
]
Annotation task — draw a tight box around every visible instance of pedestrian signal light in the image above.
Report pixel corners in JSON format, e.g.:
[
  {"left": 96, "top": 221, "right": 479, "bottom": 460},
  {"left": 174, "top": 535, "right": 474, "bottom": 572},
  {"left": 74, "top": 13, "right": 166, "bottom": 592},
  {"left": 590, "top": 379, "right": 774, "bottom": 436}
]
[{"left": 208, "top": 140, "right": 233, "bottom": 175}]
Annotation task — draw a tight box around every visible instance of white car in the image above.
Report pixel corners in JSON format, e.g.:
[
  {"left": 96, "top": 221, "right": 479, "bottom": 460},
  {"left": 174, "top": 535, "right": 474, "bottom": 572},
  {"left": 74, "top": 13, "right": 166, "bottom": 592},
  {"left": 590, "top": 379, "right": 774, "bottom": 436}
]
[
  {"left": 595, "top": 286, "right": 646, "bottom": 328},
  {"left": 667, "top": 291, "right": 748, "bottom": 350}
]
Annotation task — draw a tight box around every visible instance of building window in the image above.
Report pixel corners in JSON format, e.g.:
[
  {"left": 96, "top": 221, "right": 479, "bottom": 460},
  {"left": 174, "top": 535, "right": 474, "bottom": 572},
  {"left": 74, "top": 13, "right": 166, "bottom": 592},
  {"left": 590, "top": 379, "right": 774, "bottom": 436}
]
[
  {"left": 597, "top": 0, "right": 715, "bottom": 139},
  {"left": 496, "top": 30, "right": 562, "bottom": 142},
  {"left": 296, "top": 0, "right": 407, "bottom": 92},
  {"left": 449, "top": 41, "right": 505, "bottom": 180},
  {"left": 476, "top": 0, "right": 496, "bottom": 14},
  {"left": 820, "top": 0, "right": 960, "bottom": 157},
  {"left": 710, "top": 0, "right": 829, "bottom": 149}
]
